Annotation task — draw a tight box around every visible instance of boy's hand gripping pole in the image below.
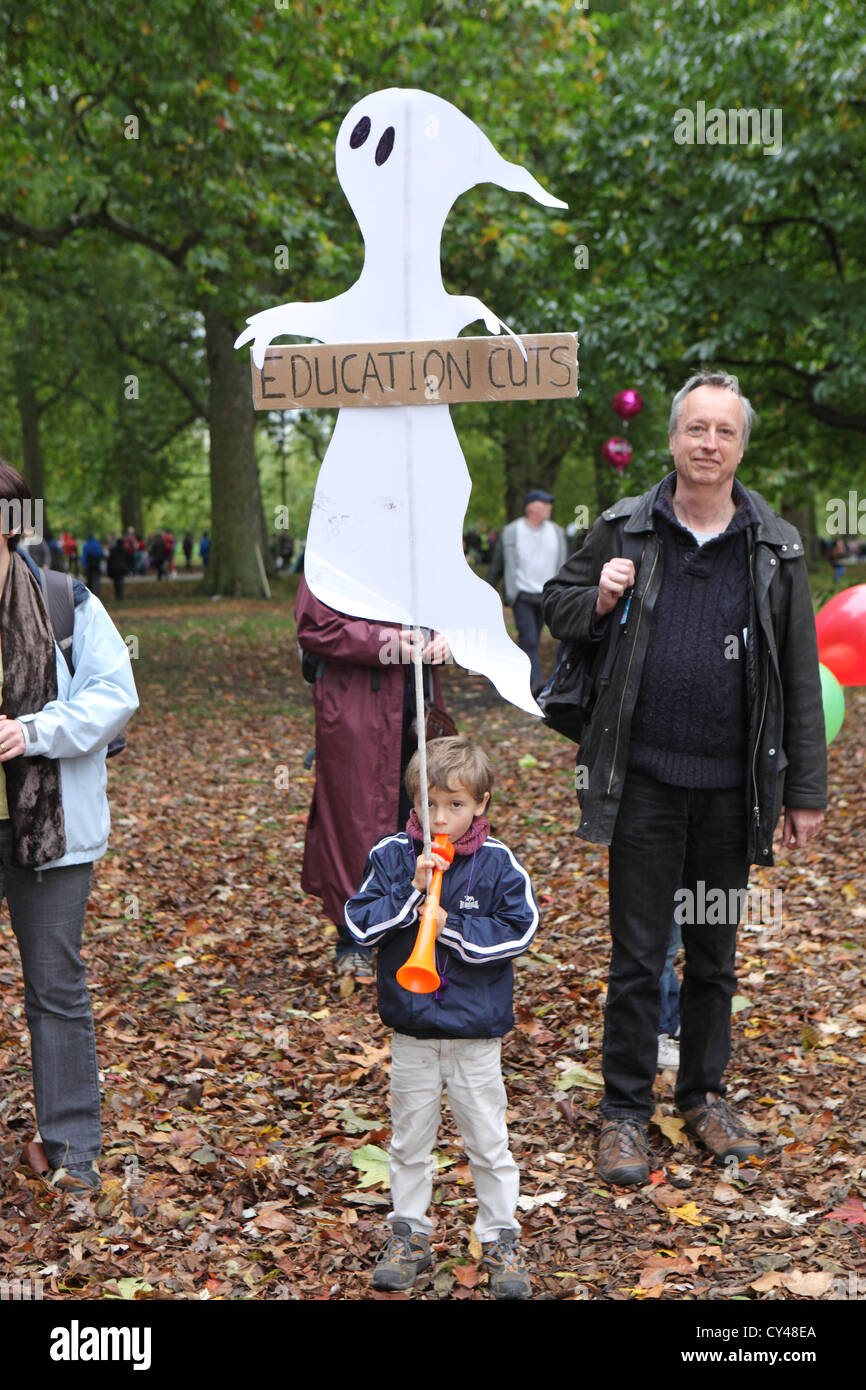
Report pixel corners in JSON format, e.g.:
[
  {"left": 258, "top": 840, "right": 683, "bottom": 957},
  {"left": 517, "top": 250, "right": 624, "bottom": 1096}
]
[{"left": 396, "top": 834, "right": 455, "bottom": 994}]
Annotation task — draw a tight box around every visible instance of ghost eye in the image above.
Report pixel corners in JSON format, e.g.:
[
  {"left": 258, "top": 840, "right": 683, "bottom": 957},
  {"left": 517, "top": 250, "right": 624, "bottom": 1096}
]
[
  {"left": 350, "top": 116, "right": 371, "bottom": 149},
  {"left": 375, "top": 126, "right": 395, "bottom": 166}
]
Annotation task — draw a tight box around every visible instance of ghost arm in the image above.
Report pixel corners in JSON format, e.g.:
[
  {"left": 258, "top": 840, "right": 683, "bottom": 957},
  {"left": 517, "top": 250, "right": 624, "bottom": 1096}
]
[
  {"left": 455, "top": 296, "right": 528, "bottom": 363},
  {"left": 234, "top": 296, "right": 348, "bottom": 368}
]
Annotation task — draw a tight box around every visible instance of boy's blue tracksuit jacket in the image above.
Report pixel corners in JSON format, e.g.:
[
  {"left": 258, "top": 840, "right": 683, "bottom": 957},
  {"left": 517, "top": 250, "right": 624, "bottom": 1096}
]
[{"left": 344, "top": 832, "right": 539, "bottom": 1039}]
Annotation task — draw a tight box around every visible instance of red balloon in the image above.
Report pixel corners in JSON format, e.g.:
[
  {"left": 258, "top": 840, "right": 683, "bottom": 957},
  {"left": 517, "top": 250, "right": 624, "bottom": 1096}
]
[
  {"left": 603, "top": 437, "right": 633, "bottom": 471},
  {"left": 816, "top": 584, "right": 866, "bottom": 686},
  {"left": 818, "top": 642, "right": 866, "bottom": 687},
  {"left": 612, "top": 389, "right": 644, "bottom": 421}
]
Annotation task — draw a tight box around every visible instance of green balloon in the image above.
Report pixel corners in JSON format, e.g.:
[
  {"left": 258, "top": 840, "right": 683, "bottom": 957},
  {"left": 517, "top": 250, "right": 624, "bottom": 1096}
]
[{"left": 819, "top": 662, "right": 845, "bottom": 744}]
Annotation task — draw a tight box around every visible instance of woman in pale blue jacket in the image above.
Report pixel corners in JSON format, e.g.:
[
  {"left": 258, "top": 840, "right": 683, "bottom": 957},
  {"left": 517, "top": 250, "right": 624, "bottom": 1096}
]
[{"left": 0, "top": 463, "right": 138, "bottom": 1193}]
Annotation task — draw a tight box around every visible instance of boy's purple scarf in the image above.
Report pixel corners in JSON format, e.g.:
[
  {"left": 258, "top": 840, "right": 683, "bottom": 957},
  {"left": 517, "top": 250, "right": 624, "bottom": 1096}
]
[{"left": 405, "top": 807, "right": 490, "bottom": 856}]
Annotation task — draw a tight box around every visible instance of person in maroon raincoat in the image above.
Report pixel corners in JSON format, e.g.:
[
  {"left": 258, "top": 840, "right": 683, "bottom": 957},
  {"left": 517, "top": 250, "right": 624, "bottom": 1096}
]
[{"left": 295, "top": 576, "right": 452, "bottom": 975}]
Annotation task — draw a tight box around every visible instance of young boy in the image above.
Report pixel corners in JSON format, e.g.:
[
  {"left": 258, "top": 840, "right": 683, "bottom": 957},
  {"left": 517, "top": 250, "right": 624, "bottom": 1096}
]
[{"left": 344, "top": 736, "right": 539, "bottom": 1299}]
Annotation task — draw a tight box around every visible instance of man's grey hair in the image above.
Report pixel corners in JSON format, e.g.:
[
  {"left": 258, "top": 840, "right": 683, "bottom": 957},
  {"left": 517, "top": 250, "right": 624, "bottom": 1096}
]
[{"left": 669, "top": 371, "right": 756, "bottom": 448}]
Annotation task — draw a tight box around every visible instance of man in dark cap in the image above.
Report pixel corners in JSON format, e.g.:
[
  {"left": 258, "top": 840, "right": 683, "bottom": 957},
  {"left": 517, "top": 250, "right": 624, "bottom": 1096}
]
[{"left": 487, "top": 489, "right": 566, "bottom": 695}]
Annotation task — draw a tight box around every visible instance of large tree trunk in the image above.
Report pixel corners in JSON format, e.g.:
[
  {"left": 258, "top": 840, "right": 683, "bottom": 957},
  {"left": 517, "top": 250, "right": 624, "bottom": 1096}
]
[
  {"left": 501, "top": 403, "right": 563, "bottom": 516},
  {"left": 204, "top": 305, "right": 269, "bottom": 597},
  {"left": 13, "top": 347, "right": 46, "bottom": 519},
  {"left": 118, "top": 460, "right": 144, "bottom": 537}
]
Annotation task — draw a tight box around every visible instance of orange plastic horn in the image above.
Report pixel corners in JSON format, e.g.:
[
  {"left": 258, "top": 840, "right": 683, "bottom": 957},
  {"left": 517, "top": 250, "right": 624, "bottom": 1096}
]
[{"left": 396, "top": 833, "right": 455, "bottom": 994}]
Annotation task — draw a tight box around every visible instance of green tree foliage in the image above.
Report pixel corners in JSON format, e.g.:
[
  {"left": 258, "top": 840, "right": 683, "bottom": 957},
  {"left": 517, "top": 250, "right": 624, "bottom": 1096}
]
[
  {"left": 559, "top": 0, "right": 866, "bottom": 513},
  {"left": 1, "top": 0, "right": 861, "bottom": 578}
]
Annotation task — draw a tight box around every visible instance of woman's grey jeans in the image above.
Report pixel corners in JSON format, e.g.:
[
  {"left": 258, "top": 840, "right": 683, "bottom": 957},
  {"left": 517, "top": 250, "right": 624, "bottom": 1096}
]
[{"left": 1, "top": 824, "right": 99, "bottom": 1169}]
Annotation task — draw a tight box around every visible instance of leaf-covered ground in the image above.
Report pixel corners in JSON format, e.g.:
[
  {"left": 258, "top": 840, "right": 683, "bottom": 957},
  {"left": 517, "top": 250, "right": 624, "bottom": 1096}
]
[{"left": 1, "top": 582, "right": 864, "bottom": 1303}]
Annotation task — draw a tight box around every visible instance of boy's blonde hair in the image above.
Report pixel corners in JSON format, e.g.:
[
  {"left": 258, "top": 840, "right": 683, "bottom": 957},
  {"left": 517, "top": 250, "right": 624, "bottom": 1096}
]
[{"left": 404, "top": 736, "right": 493, "bottom": 805}]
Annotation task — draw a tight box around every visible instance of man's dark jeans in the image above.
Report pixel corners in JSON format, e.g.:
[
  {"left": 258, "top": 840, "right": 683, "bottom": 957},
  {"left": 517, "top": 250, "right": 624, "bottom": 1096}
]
[
  {"left": 601, "top": 769, "right": 749, "bottom": 1124},
  {"left": 659, "top": 920, "right": 682, "bottom": 1037}
]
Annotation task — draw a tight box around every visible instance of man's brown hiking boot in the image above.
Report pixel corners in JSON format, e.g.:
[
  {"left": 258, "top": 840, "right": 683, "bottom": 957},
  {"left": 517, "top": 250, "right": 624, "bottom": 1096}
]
[
  {"left": 680, "top": 1092, "right": 764, "bottom": 1163},
  {"left": 597, "top": 1119, "right": 650, "bottom": 1185}
]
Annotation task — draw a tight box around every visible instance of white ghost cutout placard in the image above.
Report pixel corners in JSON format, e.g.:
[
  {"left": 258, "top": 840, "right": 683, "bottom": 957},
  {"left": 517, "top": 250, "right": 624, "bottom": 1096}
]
[{"left": 236, "top": 88, "right": 569, "bottom": 716}]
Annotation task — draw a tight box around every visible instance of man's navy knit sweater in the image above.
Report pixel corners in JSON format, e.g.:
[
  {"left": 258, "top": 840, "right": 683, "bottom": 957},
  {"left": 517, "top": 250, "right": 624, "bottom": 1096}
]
[{"left": 627, "top": 475, "right": 758, "bottom": 789}]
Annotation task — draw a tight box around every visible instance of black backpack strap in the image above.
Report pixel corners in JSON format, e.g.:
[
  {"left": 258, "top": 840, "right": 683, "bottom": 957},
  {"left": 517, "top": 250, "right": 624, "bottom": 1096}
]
[
  {"left": 618, "top": 530, "right": 647, "bottom": 629},
  {"left": 16, "top": 549, "right": 78, "bottom": 673},
  {"left": 596, "top": 531, "right": 647, "bottom": 686},
  {"left": 40, "top": 569, "right": 77, "bottom": 676},
  {"left": 622, "top": 531, "right": 646, "bottom": 568},
  {"left": 17, "top": 551, "right": 126, "bottom": 757}
]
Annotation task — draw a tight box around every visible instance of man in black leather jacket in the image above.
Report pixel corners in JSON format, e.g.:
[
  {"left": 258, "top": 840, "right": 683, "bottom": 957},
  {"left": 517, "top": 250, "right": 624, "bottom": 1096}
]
[{"left": 542, "top": 371, "right": 827, "bottom": 1186}]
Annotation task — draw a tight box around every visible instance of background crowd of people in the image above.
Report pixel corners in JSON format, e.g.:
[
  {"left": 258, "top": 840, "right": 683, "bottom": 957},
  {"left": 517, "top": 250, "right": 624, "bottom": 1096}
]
[{"left": 23, "top": 527, "right": 212, "bottom": 598}]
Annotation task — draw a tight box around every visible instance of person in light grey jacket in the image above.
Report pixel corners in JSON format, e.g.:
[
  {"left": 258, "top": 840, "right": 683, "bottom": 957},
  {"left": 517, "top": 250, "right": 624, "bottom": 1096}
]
[
  {"left": 0, "top": 462, "right": 139, "bottom": 1193},
  {"left": 487, "top": 489, "right": 567, "bottom": 692}
]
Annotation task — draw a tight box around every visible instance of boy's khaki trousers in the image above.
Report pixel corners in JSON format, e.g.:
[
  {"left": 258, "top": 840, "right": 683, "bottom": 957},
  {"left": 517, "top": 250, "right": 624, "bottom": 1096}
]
[{"left": 387, "top": 1033, "right": 521, "bottom": 1244}]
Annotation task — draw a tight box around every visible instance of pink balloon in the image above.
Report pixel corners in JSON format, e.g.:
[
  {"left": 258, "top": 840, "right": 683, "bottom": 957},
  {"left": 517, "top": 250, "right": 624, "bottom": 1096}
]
[
  {"left": 603, "top": 437, "right": 633, "bottom": 471},
  {"left": 612, "top": 389, "right": 644, "bottom": 421},
  {"left": 816, "top": 584, "right": 866, "bottom": 685}
]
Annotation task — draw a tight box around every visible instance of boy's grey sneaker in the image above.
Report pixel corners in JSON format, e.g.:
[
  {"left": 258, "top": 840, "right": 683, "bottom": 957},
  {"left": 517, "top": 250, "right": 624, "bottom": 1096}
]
[
  {"left": 480, "top": 1230, "right": 531, "bottom": 1300},
  {"left": 371, "top": 1221, "right": 432, "bottom": 1291},
  {"left": 336, "top": 951, "right": 374, "bottom": 978},
  {"left": 43, "top": 1162, "right": 101, "bottom": 1194}
]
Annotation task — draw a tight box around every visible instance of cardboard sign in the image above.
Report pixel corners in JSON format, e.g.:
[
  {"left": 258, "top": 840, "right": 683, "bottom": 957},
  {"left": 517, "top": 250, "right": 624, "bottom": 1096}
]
[{"left": 251, "top": 333, "right": 578, "bottom": 410}]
